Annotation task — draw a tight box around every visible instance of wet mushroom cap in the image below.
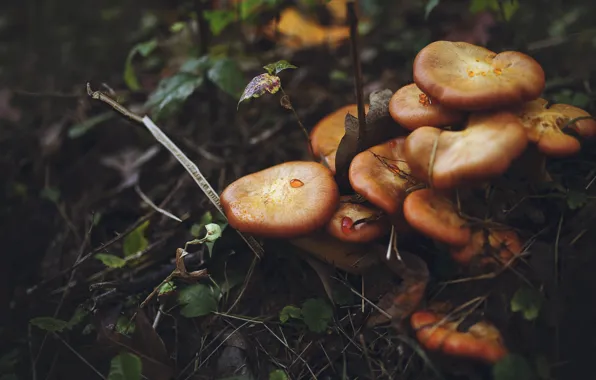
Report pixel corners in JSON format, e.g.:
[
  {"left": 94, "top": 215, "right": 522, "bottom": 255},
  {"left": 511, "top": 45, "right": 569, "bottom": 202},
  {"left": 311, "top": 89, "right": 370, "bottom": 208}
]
[
  {"left": 310, "top": 104, "right": 370, "bottom": 173},
  {"left": 349, "top": 137, "right": 418, "bottom": 217},
  {"left": 388, "top": 83, "right": 466, "bottom": 131},
  {"left": 410, "top": 310, "right": 508, "bottom": 364},
  {"left": 516, "top": 98, "right": 596, "bottom": 157},
  {"left": 403, "top": 189, "right": 471, "bottom": 247},
  {"left": 404, "top": 111, "right": 529, "bottom": 189},
  {"left": 326, "top": 196, "right": 391, "bottom": 243},
  {"left": 413, "top": 41, "right": 545, "bottom": 111},
  {"left": 450, "top": 228, "right": 521, "bottom": 268},
  {"left": 221, "top": 161, "right": 339, "bottom": 238}
]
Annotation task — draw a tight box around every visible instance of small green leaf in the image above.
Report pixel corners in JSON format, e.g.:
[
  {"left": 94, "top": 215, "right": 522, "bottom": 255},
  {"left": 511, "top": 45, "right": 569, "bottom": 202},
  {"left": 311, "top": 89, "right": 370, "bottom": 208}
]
[
  {"left": 204, "top": 223, "right": 223, "bottom": 242},
  {"left": 301, "top": 298, "right": 333, "bottom": 333},
  {"left": 567, "top": 190, "right": 587, "bottom": 210},
  {"left": 207, "top": 58, "right": 245, "bottom": 99},
  {"left": 425, "top": 0, "right": 440, "bottom": 19},
  {"left": 178, "top": 284, "right": 220, "bottom": 318},
  {"left": 158, "top": 281, "right": 176, "bottom": 295},
  {"left": 92, "top": 212, "right": 103, "bottom": 226},
  {"left": 67, "top": 306, "right": 89, "bottom": 328},
  {"left": 169, "top": 21, "right": 186, "bottom": 33},
  {"left": 68, "top": 112, "right": 115, "bottom": 138},
  {"left": 238, "top": 73, "right": 281, "bottom": 108},
  {"left": 40, "top": 187, "right": 60, "bottom": 203},
  {"left": 123, "top": 221, "right": 150, "bottom": 257},
  {"left": 30, "top": 317, "right": 70, "bottom": 333},
  {"left": 279, "top": 305, "right": 302, "bottom": 323},
  {"left": 95, "top": 253, "right": 127, "bottom": 268},
  {"left": 269, "top": 369, "right": 288, "bottom": 380},
  {"left": 107, "top": 352, "right": 142, "bottom": 380},
  {"left": 115, "top": 316, "right": 135, "bottom": 336},
  {"left": 263, "top": 60, "right": 297, "bottom": 75},
  {"left": 469, "top": 0, "right": 519, "bottom": 21},
  {"left": 492, "top": 354, "right": 536, "bottom": 380},
  {"left": 124, "top": 39, "right": 158, "bottom": 91},
  {"left": 204, "top": 10, "right": 236, "bottom": 36},
  {"left": 511, "top": 287, "right": 544, "bottom": 321}
]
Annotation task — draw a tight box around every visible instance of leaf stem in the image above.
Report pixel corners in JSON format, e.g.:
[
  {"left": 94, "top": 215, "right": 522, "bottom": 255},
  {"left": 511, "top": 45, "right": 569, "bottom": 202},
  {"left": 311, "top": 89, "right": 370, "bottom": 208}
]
[{"left": 280, "top": 86, "right": 317, "bottom": 161}]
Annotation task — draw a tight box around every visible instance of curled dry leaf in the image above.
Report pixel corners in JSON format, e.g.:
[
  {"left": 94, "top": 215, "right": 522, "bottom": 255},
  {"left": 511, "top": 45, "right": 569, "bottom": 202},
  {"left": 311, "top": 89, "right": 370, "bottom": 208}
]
[
  {"left": 410, "top": 308, "right": 508, "bottom": 364},
  {"left": 404, "top": 111, "right": 528, "bottom": 189},
  {"left": 413, "top": 41, "right": 545, "bottom": 111},
  {"left": 515, "top": 98, "right": 596, "bottom": 157},
  {"left": 389, "top": 83, "right": 466, "bottom": 131}
]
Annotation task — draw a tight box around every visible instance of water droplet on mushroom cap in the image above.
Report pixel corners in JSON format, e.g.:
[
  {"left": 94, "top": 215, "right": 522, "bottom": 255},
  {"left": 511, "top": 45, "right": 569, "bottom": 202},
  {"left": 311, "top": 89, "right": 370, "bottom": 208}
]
[{"left": 290, "top": 179, "right": 304, "bottom": 188}]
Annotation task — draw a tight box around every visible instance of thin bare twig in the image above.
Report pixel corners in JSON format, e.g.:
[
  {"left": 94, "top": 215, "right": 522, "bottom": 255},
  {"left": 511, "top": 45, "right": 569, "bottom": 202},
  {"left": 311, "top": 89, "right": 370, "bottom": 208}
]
[{"left": 347, "top": 0, "right": 367, "bottom": 151}]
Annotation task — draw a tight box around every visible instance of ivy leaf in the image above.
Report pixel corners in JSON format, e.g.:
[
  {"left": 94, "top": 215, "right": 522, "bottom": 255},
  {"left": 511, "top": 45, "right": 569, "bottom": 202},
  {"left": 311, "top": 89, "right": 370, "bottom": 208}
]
[
  {"left": 263, "top": 60, "right": 297, "bottom": 75},
  {"left": 30, "top": 317, "right": 70, "bottom": 333},
  {"left": 95, "top": 253, "right": 127, "bottom": 268},
  {"left": 204, "top": 10, "right": 236, "bottom": 36},
  {"left": 269, "top": 369, "right": 288, "bottom": 380},
  {"left": 301, "top": 298, "right": 333, "bottom": 333},
  {"left": 511, "top": 287, "right": 544, "bottom": 321},
  {"left": 178, "top": 284, "right": 220, "bottom": 318},
  {"left": 107, "top": 352, "right": 142, "bottom": 380},
  {"left": 207, "top": 58, "right": 245, "bottom": 99},
  {"left": 237, "top": 73, "right": 281, "bottom": 108},
  {"left": 279, "top": 305, "right": 302, "bottom": 323},
  {"left": 425, "top": 0, "right": 440, "bottom": 19},
  {"left": 123, "top": 220, "right": 150, "bottom": 257},
  {"left": 124, "top": 39, "right": 158, "bottom": 91},
  {"left": 492, "top": 354, "right": 536, "bottom": 380},
  {"left": 566, "top": 190, "right": 587, "bottom": 210}
]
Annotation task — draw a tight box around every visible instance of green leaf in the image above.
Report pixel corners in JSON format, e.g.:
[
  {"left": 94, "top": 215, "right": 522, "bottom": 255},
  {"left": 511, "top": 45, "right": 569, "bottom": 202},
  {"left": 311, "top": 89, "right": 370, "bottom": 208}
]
[
  {"left": 204, "top": 10, "right": 236, "bottom": 36},
  {"left": 492, "top": 354, "right": 536, "bottom": 380},
  {"left": 511, "top": 287, "right": 544, "bottom": 321},
  {"left": 68, "top": 112, "right": 115, "bottom": 139},
  {"left": 124, "top": 39, "right": 158, "bottom": 91},
  {"left": 279, "top": 305, "right": 302, "bottom": 323},
  {"left": 95, "top": 253, "right": 127, "bottom": 268},
  {"left": 107, "top": 352, "right": 142, "bottom": 380},
  {"left": 301, "top": 298, "right": 333, "bottom": 333},
  {"left": 238, "top": 73, "right": 281, "bottom": 108},
  {"left": 115, "top": 316, "right": 135, "bottom": 336},
  {"left": 190, "top": 211, "right": 213, "bottom": 238},
  {"left": 566, "top": 190, "right": 587, "bottom": 210},
  {"left": 269, "top": 369, "right": 288, "bottom": 380},
  {"left": 40, "top": 187, "right": 60, "bottom": 203},
  {"left": 469, "top": 0, "right": 519, "bottom": 21},
  {"left": 425, "top": 0, "right": 440, "bottom": 19},
  {"left": 158, "top": 281, "right": 176, "bottom": 295},
  {"left": 178, "top": 284, "right": 220, "bottom": 317},
  {"left": 263, "top": 60, "right": 297, "bottom": 75},
  {"left": 123, "top": 220, "right": 150, "bottom": 257},
  {"left": 204, "top": 223, "right": 223, "bottom": 242},
  {"left": 207, "top": 58, "right": 245, "bottom": 99},
  {"left": 169, "top": 21, "right": 186, "bottom": 33},
  {"left": 67, "top": 306, "right": 89, "bottom": 328},
  {"left": 30, "top": 317, "right": 70, "bottom": 333}
]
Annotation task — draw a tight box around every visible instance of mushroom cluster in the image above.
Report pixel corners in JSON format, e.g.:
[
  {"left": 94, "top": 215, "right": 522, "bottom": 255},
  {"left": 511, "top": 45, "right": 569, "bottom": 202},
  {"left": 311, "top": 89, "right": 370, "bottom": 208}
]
[{"left": 220, "top": 40, "right": 595, "bottom": 366}]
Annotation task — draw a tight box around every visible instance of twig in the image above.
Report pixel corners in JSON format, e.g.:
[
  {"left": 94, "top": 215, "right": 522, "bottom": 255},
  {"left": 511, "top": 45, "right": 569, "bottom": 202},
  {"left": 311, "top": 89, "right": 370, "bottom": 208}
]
[
  {"left": 86, "top": 83, "right": 264, "bottom": 258},
  {"left": 347, "top": 0, "right": 367, "bottom": 151},
  {"left": 134, "top": 184, "right": 182, "bottom": 222},
  {"left": 279, "top": 87, "right": 316, "bottom": 161},
  {"left": 53, "top": 333, "right": 106, "bottom": 379}
]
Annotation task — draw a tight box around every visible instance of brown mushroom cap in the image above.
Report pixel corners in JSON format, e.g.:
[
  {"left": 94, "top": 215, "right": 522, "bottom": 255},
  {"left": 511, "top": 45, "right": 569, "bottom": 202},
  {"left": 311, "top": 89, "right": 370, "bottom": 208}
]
[
  {"left": 516, "top": 98, "right": 596, "bottom": 157},
  {"left": 410, "top": 309, "right": 508, "bottom": 364},
  {"left": 449, "top": 228, "right": 521, "bottom": 269},
  {"left": 403, "top": 189, "right": 471, "bottom": 247},
  {"left": 413, "top": 41, "right": 545, "bottom": 111},
  {"left": 326, "top": 196, "right": 391, "bottom": 243},
  {"left": 349, "top": 137, "right": 418, "bottom": 218},
  {"left": 221, "top": 161, "right": 339, "bottom": 238},
  {"left": 404, "top": 111, "right": 529, "bottom": 189},
  {"left": 388, "top": 83, "right": 466, "bottom": 131},
  {"left": 310, "top": 104, "right": 370, "bottom": 173}
]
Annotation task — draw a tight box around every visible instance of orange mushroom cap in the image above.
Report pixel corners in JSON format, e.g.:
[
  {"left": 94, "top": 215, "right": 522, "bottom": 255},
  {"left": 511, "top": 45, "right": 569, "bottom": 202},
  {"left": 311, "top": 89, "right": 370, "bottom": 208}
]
[
  {"left": 310, "top": 104, "right": 370, "bottom": 173},
  {"left": 449, "top": 228, "right": 522, "bottom": 269},
  {"left": 404, "top": 111, "right": 529, "bottom": 189},
  {"left": 388, "top": 83, "right": 466, "bottom": 131},
  {"left": 348, "top": 137, "right": 418, "bottom": 218},
  {"left": 403, "top": 189, "right": 471, "bottom": 247},
  {"left": 326, "top": 196, "right": 391, "bottom": 243},
  {"left": 413, "top": 41, "right": 545, "bottom": 111},
  {"left": 410, "top": 309, "right": 508, "bottom": 364},
  {"left": 221, "top": 161, "right": 339, "bottom": 238},
  {"left": 516, "top": 98, "right": 596, "bottom": 157}
]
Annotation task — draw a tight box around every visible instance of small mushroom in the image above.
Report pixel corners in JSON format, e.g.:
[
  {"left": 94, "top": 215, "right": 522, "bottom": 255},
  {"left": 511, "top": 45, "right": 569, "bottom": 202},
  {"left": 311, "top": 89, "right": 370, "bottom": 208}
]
[
  {"left": 388, "top": 83, "right": 466, "bottom": 131},
  {"left": 403, "top": 189, "right": 471, "bottom": 247},
  {"left": 410, "top": 308, "right": 508, "bottom": 364},
  {"left": 449, "top": 228, "right": 522, "bottom": 270},
  {"left": 404, "top": 111, "right": 528, "bottom": 189},
  {"left": 310, "top": 104, "right": 370, "bottom": 173},
  {"left": 221, "top": 161, "right": 339, "bottom": 238},
  {"left": 515, "top": 98, "right": 596, "bottom": 157},
  {"left": 413, "top": 41, "right": 545, "bottom": 111},
  {"left": 349, "top": 137, "right": 418, "bottom": 222},
  {"left": 326, "top": 196, "right": 391, "bottom": 243}
]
